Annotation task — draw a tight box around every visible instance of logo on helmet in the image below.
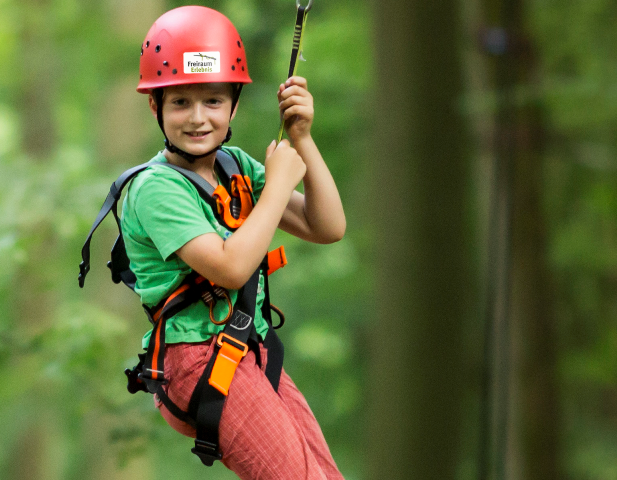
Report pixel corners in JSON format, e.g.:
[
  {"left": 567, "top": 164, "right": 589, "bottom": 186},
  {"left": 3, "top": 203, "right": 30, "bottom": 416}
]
[{"left": 184, "top": 52, "right": 221, "bottom": 74}]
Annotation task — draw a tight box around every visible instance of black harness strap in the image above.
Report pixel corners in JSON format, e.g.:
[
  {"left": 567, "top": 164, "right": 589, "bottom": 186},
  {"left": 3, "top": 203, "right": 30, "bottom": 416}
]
[
  {"left": 260, "top": 264, "right": 285, "bottom": 391},
  {"left": 189, "top": 268, "right": 262, "bottom": 464}
]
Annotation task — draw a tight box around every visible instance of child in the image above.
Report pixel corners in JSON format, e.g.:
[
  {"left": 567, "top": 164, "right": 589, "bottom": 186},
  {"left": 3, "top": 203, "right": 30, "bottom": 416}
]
[{"left": 123, "top": 6, "right": 345, "bottom": 479}]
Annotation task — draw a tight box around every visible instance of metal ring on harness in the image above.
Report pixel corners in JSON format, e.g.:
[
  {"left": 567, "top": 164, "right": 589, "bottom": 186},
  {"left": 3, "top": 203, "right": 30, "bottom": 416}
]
[
  {"left": 270, "top": 304, "right": 286, "bottom": 329},
  {"left": 296, "top": 0, "right": 313, "bottom": 11},
  {"left": 209, "top": 290, "right": 233, "bottom": 325}
]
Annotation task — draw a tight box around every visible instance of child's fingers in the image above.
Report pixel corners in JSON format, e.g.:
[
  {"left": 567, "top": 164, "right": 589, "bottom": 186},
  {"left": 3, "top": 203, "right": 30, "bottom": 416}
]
[
  {"left": 282, "top": 105, "right": 311, "bottom": 121},
  {"left": 284, "top": 76, "right": 308, "bottom": 90},
  {"left": 279, "top": 94, "right": 311, "bottom": 112},
  {"left": 275, "top": 139, "right": 291, "bottom": 151},
  {"left": 279, "top": 85, "right": 311, "bottom": 101},
  {"left": 278, "top": 78, "right": 309, "bottom": 102},
  {"left": 266, "top": 139, "right": 276, "bottom": 157}
]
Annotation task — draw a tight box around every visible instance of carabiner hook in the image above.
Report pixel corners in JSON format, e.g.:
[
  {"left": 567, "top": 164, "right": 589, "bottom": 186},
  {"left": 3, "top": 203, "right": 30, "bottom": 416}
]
[{"left": 296, "top": 0, "right": 313, "bottom": 12}]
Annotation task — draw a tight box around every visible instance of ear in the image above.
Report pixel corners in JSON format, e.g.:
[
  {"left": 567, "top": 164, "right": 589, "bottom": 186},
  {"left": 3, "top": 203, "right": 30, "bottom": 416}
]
[
  {"left": 230, "top": 100, "right": 239, "bottom": 121},
  {"left": 148, "top": 94, "right": 158, "bottom": 119}
]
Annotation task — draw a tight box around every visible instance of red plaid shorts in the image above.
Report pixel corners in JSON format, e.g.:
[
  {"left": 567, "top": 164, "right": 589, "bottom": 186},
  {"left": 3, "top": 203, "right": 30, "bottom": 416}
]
[{"left": 154, "top": 337, "right": 344, "bottom": 480}]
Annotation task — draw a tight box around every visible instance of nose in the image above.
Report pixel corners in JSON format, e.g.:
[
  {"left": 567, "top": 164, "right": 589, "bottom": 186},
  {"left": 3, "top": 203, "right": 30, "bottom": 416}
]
[{"left": 189, "top": 103, "right": 208, "bottom": 124}]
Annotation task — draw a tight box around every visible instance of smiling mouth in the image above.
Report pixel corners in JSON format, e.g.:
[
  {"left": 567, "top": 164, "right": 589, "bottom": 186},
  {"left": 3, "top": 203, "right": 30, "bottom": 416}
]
[{"left": 186, "top": 131, "right": 210, "bottom": 138}]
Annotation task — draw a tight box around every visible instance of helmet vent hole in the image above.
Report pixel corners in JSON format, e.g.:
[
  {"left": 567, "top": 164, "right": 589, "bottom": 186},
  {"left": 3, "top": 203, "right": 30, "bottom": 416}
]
[
  {"left": 172, "top": 69, "right": 177, "bottom": 74},
  {"left": 163, "top": 61, "right": 169, "bottom": 66},
  {"left": 231, "top": 65, "right": 235, "bottom": 71},
  {"left": 237, "top": 40, "right": 241, "bottom": 48},
  {"left": 157, "top": 70, "right": 162, "bottom": 76},
  {"left": 146, "top": 41, "right": 150, "bottom": 48},
  {"left": 141, "top": 47, "right": 144, "bottom": 56},
  {"left": 155, "top": 44, "right": 161, "bottom": 53},
  {"left": 242, "top": 66, "right": 245, "bottom": 71}
]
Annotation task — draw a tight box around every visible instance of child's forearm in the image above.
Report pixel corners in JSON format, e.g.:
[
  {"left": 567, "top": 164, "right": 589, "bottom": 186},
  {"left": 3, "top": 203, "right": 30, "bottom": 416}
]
[
  {"left": 292, "top": 135, "right": 346, "bottom": 243},
  {"left": 220, "top": 183, "right": 291, "bottom": 284},
  {"left": 177, "top": 140, "right": 305, "bottom": 290},
  {"left": 178, "top": 184, "right": 291, "bottom": 290}
]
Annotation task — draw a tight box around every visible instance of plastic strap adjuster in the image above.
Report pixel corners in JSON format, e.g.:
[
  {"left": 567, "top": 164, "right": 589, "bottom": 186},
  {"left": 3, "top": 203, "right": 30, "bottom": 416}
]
[
  {"left": 137, "top": 371, "right": 168, "bottom": 394},
  {"left": 208, "top": 333, "right": 248, "bottom": 396},
  {"left": 267, "top": 246, "right": 287, "bottom": 276},
  {"left": 191, "top": 439, "right": 223, "bottom": 466}
]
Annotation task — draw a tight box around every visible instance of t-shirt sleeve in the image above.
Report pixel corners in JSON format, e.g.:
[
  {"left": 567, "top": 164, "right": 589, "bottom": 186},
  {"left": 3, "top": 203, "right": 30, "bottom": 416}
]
[{"left": 133, "top": 170, "right": 216, "bottom": 260}]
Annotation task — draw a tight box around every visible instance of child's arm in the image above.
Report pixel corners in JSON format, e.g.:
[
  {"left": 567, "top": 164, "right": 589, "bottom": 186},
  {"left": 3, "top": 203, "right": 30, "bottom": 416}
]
[
  {"left": 176, "top": 77, "right": 344, "bottom": 290},
  {"left": 176, "top": 140, "right": 306, "bottom": 290},
  {"left": 276, "top": 76, "right": 346, "bottom": 244}
]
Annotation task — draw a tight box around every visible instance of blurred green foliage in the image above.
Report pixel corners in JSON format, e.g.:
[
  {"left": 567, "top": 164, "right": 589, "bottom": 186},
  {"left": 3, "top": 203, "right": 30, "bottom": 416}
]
[
  {"left": 2, "top": 0, "right": 617, "bottom": 478},
  {"left": 0, "top": 0, "right": 371, "bottom": 479},
  {"left": 526, "top": 0, "right": 617, "bottom": 477}
]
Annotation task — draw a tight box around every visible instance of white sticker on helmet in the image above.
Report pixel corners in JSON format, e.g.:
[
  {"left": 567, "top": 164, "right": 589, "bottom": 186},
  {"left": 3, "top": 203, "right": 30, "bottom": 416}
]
[{"left": 184, "top": 52, "right": 221, "bottom": 74}]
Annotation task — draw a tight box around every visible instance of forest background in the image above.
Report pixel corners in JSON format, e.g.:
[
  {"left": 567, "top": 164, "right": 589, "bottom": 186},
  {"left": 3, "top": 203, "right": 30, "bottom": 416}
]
[{"left": 1, "top": 0, "right": 616, "bottom": 479}]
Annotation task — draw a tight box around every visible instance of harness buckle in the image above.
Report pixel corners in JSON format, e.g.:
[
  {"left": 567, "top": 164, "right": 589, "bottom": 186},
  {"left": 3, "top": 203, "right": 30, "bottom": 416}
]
[
  {"left": 137, "top": 370, "right": 168, "bottom": 394},
  {"left": 213, "top": 185, "right": 244, "bottom": 229},
  {"left": 208, "top": 333, "right": 248, "bottom": 396},
  {"left": 230, "top": 174, "right": 253, "bottom": 219},
  {"left": 191, "top": 439, "right": 223, "bottom": 466},
  {"left": 125, "top": 367, "right": 149, "bottom": 394}
]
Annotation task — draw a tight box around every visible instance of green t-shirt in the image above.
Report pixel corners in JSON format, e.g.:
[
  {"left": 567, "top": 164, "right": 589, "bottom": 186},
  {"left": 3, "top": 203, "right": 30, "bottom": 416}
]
[{"left": 120, "top": 146, "right": 270, "bottom": 348}]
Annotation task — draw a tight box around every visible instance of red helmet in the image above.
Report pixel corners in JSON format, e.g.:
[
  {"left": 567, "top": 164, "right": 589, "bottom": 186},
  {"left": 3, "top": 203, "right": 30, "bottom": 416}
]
[{"left": 137, "top": 6, "right": 252, "bottom": 94}]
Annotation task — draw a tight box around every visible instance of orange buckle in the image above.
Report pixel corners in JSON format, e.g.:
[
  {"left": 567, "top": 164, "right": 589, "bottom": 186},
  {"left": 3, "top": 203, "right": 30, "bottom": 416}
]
[
  {"left": 230, "top": 174, "right": 253, "bottom": 219},
  {"left": 213, "top": 185, "right": 244, "bottom": 229},
  {"left": 208, "top": 333, "right": 249, "bottom": 396},
  {"left": 213, "top": 177, "right": 253, "bottom": 230},
  {"left": 267, "top": 246, "right": 287, "bottom": 276}
]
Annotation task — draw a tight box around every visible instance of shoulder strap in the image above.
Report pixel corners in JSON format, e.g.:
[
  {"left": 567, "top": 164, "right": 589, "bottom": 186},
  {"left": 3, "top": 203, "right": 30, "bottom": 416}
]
[
  {"left": 78, "top": 162, "right": 157, "bottom": 288},
  {"left": 78, "top": 152, "right": 251, "bottom": 289},
  {"left": 215, "top": 149, "right": 241, "bottom": 179},
  {"left": 162, "top": 163, "right": 218, "bottom": 209},
  {"left": 216, "top": 148, "right": 257, "bottom": 207},
  {"left": 79, "top": 161, "right": 222, "bottom": 289}
]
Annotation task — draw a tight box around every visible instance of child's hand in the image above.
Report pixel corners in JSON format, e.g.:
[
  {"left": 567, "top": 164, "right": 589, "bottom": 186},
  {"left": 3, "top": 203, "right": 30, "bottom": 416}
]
[
  {"left": 278, "top": 76, "right": 314, "bottom": 143},
  {"left": 265, "top": 139, "right": 306, "bottom": 192}
]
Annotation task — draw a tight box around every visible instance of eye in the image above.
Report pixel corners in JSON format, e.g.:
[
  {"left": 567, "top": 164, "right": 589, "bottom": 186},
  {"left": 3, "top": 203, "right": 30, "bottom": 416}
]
[
  {"left": 171, "top": 98, "right": 187, "bottom": 107},
  {"left": 205, "top": 97, "right": 223, "bottom": 106}
]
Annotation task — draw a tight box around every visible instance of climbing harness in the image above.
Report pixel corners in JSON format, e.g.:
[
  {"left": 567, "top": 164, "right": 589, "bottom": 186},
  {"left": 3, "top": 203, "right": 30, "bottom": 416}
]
[
  {"left": 78, "top": 148, "right": 287, "bottom": 466},
  {"left": 277, "top": 0, "right": 313, "bottom": 143}
]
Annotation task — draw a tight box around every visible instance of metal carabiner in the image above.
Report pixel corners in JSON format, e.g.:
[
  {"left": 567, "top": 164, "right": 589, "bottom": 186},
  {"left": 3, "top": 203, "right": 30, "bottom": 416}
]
[{"left": 296, "top": 0, "right": 313, "bottom": 12}]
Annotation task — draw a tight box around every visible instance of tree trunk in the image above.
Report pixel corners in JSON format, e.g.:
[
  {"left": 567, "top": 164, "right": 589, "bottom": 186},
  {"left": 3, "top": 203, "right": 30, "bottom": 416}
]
[
  {"left": 367, "top": 0, "right": 471, "bottom": 478},
  {"left": 476, "top": 0, "right": 559, "bottom": 477}
]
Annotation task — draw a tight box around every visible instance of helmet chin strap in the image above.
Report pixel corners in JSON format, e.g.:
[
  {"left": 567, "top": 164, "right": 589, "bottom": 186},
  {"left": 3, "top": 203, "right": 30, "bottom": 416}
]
[{"left": 154, "top": 86, "right": 240, "bottom": 164}]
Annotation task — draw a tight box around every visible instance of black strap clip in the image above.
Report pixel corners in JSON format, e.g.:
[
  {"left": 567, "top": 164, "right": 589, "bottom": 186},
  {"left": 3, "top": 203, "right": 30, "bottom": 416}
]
[
  {"left": 124, "top": 366, "right": 148, "bottom": 394},
  {"left": 137, "top": 372, "right": 168, "bottom": 394},
  {"left": 78, "top": 261, "right": 90, "bottom": 288},
  {"left": 124, "top": 354, "right": 149, "bottom": 394},
  {"left": 191, "top": 439, "right": 223, "bottom": 466}
]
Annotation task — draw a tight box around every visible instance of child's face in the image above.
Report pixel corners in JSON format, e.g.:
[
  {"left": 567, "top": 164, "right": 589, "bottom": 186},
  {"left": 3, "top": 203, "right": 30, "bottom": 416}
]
[{"left": 151, "top": 82, "right": 235, "bottom": 157}]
